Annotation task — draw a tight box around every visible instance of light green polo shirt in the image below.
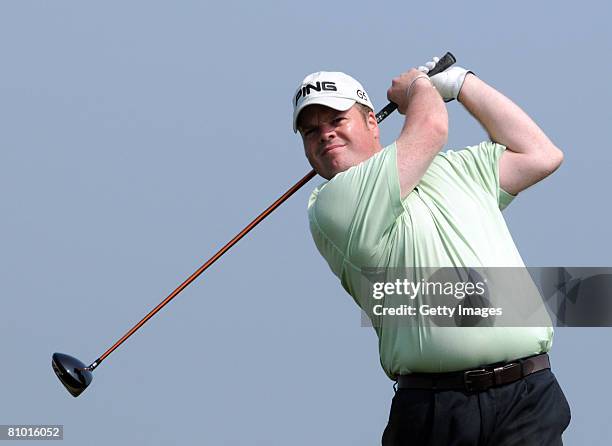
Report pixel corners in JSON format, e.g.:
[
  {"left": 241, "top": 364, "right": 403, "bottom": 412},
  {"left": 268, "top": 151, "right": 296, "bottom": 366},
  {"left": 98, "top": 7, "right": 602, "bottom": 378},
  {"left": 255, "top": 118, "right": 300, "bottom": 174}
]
[{"left": 307, "top": 141, "right": 553, "bottom": 378}]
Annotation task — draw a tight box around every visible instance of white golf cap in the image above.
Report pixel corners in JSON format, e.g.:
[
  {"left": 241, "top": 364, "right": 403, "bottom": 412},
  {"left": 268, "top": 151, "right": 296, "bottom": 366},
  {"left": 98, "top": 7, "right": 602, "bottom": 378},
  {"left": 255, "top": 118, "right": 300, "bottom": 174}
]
[{"left": 292, "top": 71, "right": 374, "bottom": 133}]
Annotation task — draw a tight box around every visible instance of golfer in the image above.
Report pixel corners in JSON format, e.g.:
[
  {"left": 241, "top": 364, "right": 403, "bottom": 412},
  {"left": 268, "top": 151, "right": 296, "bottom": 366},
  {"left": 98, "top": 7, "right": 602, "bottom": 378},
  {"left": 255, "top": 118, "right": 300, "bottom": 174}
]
[{"left": 292, "top": 59, "right": 571, "bottom": 445}]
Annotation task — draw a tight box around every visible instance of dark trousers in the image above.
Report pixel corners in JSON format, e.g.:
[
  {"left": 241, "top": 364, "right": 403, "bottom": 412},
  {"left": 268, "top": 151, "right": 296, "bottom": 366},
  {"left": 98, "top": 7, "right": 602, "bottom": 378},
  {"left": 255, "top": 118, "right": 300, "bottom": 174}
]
[{"left": 382, "top": 369, "right": 571, "bottom": 446}]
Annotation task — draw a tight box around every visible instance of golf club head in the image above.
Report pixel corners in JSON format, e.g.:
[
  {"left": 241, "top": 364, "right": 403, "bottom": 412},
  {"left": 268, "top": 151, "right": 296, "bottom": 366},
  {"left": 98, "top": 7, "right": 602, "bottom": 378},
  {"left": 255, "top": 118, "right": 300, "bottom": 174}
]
[{"left": 52, "top": 353, "right": 93, "bottom": 397}]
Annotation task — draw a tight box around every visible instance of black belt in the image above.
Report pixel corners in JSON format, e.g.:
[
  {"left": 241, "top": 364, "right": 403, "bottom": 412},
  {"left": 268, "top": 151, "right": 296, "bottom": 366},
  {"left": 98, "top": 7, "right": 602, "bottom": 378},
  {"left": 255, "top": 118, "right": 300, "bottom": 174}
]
[{"left": 396, "top": 353, "right": 550, "bottom": 392}]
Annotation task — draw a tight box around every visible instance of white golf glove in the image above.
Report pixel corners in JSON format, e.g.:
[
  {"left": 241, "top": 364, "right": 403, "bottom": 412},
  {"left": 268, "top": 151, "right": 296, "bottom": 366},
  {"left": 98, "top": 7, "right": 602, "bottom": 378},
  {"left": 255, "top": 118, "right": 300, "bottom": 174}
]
[{"left": 418, "top": 56, "right": 473, "bottom": 102}]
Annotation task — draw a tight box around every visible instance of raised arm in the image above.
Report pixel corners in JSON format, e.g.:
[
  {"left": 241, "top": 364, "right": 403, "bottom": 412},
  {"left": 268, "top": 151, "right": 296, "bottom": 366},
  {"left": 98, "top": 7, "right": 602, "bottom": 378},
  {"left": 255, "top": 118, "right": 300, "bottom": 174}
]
[
  {"left": 387, "top": 69, "right": 448, "bottom": 199},
  {"left": 457, "top": 74, "right": 564, "bottom": 196}
]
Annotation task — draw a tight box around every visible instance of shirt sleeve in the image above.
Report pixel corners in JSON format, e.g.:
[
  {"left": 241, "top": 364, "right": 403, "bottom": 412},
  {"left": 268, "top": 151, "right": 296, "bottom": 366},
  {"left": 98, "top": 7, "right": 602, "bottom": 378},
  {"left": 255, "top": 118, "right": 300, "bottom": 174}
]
[
  {"left": 307, "top": 142, "right": 404, "bottom": 275},
  {"left": 442, "top": 141, "right": 517, "bottom": 211}
]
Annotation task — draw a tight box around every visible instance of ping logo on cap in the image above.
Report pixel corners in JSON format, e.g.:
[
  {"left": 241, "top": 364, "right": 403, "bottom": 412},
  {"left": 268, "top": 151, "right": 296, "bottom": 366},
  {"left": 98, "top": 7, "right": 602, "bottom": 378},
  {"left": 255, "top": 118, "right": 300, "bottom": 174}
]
[{"left": 294, "top": 81, "right": 338, "bottom": 106}]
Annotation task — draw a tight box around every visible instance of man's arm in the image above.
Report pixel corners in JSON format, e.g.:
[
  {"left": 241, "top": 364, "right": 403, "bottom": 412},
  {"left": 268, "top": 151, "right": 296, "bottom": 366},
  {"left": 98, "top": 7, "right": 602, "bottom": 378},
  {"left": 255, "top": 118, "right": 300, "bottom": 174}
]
[
  {"left": 457, "top": 74, "right": 564, "bottom": 196},
  {"left": 387, "top": 69, "right": 449, "bottom": 199}
]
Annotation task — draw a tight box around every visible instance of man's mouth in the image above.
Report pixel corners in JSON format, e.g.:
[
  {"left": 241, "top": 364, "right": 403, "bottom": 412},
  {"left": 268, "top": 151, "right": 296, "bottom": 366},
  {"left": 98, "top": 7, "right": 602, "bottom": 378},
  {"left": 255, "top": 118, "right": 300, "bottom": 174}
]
[{"left": 321, "top": 144, "right": 346, "bottom": 156}]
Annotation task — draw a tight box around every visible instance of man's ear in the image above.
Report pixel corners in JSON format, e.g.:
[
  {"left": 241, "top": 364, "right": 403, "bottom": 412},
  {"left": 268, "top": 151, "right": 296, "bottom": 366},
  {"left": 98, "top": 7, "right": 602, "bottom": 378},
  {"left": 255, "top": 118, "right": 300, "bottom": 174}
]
[{"left": 367, "top": 111, "right": 380, "bottom": 140}]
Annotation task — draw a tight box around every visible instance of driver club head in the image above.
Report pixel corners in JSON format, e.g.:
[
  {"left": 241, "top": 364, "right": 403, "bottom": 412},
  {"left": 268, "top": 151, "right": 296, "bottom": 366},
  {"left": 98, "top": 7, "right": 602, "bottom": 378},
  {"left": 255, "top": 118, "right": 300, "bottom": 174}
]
[{"left": 52, "top": 353, "right": 93, "bottom": 397}]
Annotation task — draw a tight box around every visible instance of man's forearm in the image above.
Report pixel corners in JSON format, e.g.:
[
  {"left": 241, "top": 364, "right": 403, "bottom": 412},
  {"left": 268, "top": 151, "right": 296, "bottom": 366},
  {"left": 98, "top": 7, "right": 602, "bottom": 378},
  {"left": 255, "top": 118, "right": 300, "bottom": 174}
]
[
  {"left": 387, "top": 70, "right": 448, "bottom": 199},
  {"left": 458, "top": 74, "right": 562, "bottom": 160},
  {"left": 396, "top": 78, "right": 448, "bottom": 198}
]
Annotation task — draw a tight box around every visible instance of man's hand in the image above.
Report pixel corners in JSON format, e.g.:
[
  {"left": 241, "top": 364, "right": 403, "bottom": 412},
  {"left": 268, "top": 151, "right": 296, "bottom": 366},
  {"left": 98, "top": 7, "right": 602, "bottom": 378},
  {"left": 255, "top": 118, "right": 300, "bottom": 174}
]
[
  {"left": 418, "top": 56, "right": 472, "bottom": 102},
  {"left": 387, "top": 68, "right": 434, "bottom": 114}
]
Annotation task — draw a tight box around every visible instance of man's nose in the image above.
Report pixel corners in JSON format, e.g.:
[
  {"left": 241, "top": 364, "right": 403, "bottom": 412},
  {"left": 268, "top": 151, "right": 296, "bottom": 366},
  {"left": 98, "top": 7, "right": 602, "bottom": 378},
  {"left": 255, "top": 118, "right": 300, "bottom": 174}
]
[{"left": 319, "top": 123, "right": 336, "bottom": 140}]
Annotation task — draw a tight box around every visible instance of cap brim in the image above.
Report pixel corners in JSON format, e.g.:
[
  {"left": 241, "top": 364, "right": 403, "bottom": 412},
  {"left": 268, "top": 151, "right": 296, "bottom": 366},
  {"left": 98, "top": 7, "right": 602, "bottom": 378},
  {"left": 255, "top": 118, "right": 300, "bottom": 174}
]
[{"left": 293, "top": 97, "right": 356, "bottom": 133}]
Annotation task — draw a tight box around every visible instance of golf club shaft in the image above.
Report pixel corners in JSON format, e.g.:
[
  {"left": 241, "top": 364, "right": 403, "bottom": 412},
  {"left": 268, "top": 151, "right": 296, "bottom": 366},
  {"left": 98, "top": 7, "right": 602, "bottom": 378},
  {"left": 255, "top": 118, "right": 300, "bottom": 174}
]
[{"left": 87, "top": 52, "right": 456, "bottom": 371}]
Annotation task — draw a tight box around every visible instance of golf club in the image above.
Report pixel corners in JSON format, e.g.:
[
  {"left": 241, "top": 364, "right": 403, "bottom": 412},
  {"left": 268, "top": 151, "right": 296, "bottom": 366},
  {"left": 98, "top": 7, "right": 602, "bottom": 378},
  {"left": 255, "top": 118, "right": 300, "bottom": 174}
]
[{"left": 52, "top": 52, "right": 457, "bottom": 397}]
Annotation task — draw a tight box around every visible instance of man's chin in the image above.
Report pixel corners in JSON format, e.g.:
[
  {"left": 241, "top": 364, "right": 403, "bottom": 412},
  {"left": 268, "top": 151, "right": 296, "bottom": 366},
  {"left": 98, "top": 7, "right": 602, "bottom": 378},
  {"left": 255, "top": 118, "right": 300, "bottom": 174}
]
[
  {"left": 313, "top": 157, "right": 357, "bottom": 180},
  {"left": 323, "top": 164, "right": 352, "bottom": 180}
]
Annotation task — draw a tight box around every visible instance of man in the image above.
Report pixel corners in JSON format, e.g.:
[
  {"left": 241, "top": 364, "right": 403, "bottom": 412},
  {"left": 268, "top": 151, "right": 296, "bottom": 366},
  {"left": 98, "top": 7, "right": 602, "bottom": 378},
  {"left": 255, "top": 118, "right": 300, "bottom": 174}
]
[{"left": 292, "top": 58, "right": 570, "bottom": 445}]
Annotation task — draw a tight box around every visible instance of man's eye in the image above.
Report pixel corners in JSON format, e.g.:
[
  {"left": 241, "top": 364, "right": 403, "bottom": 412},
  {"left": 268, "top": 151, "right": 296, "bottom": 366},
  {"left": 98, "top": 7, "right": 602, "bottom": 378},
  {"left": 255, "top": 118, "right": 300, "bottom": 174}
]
[
  {"left": 333, "top": 117, "right": 346, "bottom": 125},
  {"left": 304, "top": 129, "right": 315, "bottom": 136}
]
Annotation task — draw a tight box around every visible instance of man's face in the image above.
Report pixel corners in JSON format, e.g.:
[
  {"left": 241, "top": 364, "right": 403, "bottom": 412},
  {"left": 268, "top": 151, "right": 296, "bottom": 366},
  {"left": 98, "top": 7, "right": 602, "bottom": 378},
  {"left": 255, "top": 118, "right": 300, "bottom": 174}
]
[{"left": 298, "top": 104, "right": 381, "bottom": 180}]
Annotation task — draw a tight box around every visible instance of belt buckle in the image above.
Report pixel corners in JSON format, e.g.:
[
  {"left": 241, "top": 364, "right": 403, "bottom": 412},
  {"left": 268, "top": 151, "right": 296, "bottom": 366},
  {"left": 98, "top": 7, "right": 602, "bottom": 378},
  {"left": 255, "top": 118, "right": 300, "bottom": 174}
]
[{"left": 463, "top": 368, "right": 490, "bottom": 392}]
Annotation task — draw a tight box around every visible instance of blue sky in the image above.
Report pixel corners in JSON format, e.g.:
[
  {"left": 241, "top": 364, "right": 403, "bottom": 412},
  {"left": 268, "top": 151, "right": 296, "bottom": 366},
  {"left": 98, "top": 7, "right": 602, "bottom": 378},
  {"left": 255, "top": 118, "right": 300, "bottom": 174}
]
[{"left": 1, "top": 1, "right": 611, "bottom": 444}]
